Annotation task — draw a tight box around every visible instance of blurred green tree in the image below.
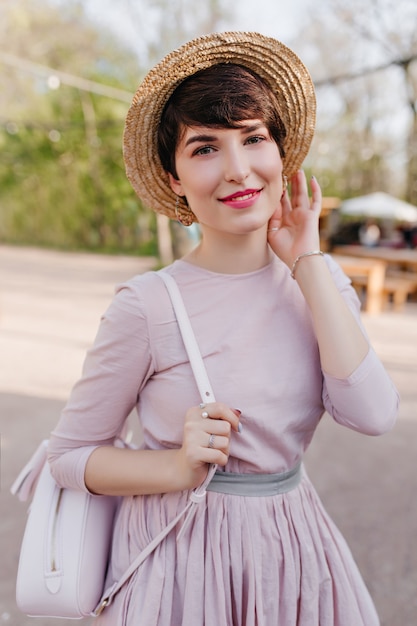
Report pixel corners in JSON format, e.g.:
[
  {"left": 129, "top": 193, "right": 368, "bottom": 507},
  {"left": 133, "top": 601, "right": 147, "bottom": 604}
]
[
  {"left": 295, "top": 0, "right": 417, "bottom": 204},
  {"left": 0, "top": 0, "right": 156, "bottom": 254}
]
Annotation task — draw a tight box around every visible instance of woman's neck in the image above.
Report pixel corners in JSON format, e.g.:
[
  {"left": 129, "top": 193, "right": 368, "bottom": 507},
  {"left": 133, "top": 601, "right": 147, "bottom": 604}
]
[{"left": 182, "top": 228, "right": 272, "bottom": 274}]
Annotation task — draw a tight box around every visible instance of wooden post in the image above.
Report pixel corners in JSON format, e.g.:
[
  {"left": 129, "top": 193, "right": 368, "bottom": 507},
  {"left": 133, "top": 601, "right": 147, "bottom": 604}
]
[
  {"left": 156, "top": 213, "right": 173, "bottom": 266},
  {"left": 365, "top": 261, "right": 386, "bottom": 315}
]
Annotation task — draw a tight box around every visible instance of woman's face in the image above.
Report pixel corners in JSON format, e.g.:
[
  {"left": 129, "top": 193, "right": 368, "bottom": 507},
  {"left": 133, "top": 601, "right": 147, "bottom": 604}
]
[{"left": 168, "top": 119, "right": 284, "bottom": 236}]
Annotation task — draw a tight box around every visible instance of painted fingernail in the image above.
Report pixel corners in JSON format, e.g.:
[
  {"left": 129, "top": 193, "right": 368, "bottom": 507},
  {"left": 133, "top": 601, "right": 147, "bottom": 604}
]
[{"left": 233, "top": 408, "right": 242, "bottom": 415}]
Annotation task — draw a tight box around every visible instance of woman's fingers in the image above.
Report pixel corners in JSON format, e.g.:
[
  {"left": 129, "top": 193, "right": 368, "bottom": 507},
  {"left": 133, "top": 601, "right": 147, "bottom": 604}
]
[
  {"left": 310, "top": 175, "right": 322, "bottom": 212},
  {"left": 196, "top": 402, "right": 241, "bottom": 433},
  {"left": 182, "top": 402, "right": 242, "bottom": 469},
  {"left": 205, "top": 432, "right": 230, "bottom": 456},
  {"left": 289, "top": 170, "right": 322, "bottom": 213},
  {"left": 289, "top": 170, "right": 309, "bottom": 209},
  {"left": 182, "top": 422, "right": 229, "bottom": 467}
]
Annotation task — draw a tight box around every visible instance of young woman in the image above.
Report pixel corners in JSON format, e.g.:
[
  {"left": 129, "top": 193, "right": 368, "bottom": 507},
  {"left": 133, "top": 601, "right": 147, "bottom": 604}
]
[{"left": 48, "top": 32, "right": 399, "bottom": 625}]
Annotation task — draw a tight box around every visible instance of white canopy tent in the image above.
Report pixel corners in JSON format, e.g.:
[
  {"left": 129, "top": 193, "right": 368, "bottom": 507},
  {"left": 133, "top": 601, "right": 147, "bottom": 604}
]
[{"left": 340, "top": 192, "right": 417, "bottom": 223}]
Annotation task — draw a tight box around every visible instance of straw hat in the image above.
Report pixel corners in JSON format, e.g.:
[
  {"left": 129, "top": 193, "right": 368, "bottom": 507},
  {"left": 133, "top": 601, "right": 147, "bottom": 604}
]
[{"left": 123, "top": 31, "right": 316, "bottom": 221}]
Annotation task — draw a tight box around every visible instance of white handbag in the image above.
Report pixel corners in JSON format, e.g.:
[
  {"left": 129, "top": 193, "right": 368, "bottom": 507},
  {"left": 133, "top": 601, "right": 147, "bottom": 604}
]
[
  {"left": 11, "top": 439, "right": 122, "bottom": 618},
  {"left": 11, "top": 272, "right": 218, "bottom": 619}
]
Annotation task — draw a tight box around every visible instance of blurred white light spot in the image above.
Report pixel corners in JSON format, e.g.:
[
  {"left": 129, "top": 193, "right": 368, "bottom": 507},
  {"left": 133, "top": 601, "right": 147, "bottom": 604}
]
[
  {"left": 47, "top": 75, "right": 61, "bottom": 90},
  {"left": 49, "top": 129, "right": 61, "bottom": 142}
]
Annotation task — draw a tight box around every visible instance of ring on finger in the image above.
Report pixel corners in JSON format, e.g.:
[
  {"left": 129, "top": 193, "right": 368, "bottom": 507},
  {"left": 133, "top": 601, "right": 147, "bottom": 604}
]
[
  {"left": 201, "top": 410, "right": 209, "bottom": 419},
  {"left": 208, "top": 434, "right": 216, "bottom": 449}
]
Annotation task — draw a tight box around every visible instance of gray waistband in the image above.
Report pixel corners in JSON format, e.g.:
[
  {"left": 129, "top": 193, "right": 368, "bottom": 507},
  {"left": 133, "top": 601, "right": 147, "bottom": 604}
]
[{"left": 206, "top": 462, "right": 302, "bottom": 497}]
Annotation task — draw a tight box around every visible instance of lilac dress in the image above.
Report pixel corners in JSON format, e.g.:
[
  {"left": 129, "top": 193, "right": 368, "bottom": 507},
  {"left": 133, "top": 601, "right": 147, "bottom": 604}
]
[{"left": 48, "top": 255, "right": 399, "bottom": 626}]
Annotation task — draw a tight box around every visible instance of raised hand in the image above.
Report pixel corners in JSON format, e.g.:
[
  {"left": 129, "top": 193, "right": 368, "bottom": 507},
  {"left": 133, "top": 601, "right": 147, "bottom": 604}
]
[{"left": 267, "top": 170, "right": 322, "bottom": 270}]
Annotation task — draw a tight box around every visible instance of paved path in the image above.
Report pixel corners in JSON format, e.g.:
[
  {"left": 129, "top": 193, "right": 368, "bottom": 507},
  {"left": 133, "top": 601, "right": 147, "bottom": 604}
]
[{"left": 1, "top": 245, "right": 416, "bottom": 625}]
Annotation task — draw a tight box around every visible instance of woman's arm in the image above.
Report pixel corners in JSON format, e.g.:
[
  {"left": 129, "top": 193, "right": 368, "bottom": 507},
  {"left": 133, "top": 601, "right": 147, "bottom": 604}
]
[
  {"left": 291, "top": 252, "right": 369, "bottom": 378},
  {"left": 268, "top": 172, "right": 370, "bottom": 378},
  {"left": 47, "top": 279, "right": 154, "bottom": 493},
  {"left": 267, "top": 171, "right": 399, "bottom": 432},
  {"left": 287, "top": 251, "right": 398, "bottom": 433},
  {"left": 85, "top": 446, "right": 192, "bottom": 496},
  {"left": 84, "top": 402, "right": 240, "bottom": 496}
]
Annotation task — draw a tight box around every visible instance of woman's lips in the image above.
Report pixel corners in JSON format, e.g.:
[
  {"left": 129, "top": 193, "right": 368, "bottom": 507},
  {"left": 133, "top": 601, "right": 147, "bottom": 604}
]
[{"left": 219, "top": 189, "right": 262, "bottom": 209}]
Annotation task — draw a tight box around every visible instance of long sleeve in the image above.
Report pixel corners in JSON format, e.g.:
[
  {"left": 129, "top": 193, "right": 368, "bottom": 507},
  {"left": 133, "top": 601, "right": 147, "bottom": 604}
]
[
  {"left": 321, "top": 256, "right": 399, "bottom": 435},
  {"left": 322, "top": 347, "right": 399, "bottom": 435},
  {"left": 48, "top": 279, "right": 155, "bottom": 491}
]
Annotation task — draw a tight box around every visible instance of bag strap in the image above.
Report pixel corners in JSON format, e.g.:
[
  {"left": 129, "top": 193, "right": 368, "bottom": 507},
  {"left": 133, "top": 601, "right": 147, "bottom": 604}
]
[
  {"left": 158, "top": 272, "right": 219, "bottom": 521},
  {"left": 95, "top": 271, "right": 218, "bottom": 615},
  {"left": 159, "top": 271, "right": 218, "bottom": 491},
  {"left": 159, "top": 272, "right": 216, "bottom": 404}
]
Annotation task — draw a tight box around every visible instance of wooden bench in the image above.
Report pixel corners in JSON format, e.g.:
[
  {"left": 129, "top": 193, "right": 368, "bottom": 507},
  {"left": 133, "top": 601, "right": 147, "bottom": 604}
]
[
  {"left": 332, "top": 254, "right": 387, "bottom": 314},
  {"left": 351, "top": 272, "right": 417, "bottom": 311},
  {"left": 386, "top": 269, "right": 417, "bottom": 285}
]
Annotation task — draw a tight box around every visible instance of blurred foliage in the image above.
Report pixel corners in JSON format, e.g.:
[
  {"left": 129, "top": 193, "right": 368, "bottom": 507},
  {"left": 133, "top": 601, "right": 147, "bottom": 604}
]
[
  {"left": 2, "top": 0, "right": 417, "bottom": 256},
  {"left": 296, "top": 0, "right": 417, "bottom": 205},
  {"left": 0, "top": 0, "right": 157, "bottom": 254}
]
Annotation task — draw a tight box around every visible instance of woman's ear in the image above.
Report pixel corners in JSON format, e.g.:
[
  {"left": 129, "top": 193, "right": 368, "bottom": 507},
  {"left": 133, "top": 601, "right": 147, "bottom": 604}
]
[{"left": 168, "top": 172, "right": 183, "bottom": 196}]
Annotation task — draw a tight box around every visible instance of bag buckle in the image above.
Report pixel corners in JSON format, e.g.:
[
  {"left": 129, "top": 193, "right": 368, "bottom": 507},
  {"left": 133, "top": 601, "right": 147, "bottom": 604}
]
[{"left": 93, "top": 598, "right": 109, "bottom": 617}]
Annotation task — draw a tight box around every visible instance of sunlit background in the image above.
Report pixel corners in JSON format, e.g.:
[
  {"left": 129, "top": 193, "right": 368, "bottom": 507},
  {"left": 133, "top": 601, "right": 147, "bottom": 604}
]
[{"left": 2, "top": 0, "right": 417, "bottom": 254}]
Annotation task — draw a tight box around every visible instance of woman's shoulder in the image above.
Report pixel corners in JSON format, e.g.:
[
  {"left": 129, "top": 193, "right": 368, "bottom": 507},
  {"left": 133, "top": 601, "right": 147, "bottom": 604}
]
[
  {"left": 111, "top": 260, "right": 201, "bottom": 322},
  {"left": 115, "top": 262, "right": 180, "bottom": 297}
]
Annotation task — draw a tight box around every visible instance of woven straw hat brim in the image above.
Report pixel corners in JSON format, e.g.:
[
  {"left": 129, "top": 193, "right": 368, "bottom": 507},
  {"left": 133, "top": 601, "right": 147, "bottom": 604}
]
[{"left": 123, "top": 31, "right": 316, "bottom": 220}]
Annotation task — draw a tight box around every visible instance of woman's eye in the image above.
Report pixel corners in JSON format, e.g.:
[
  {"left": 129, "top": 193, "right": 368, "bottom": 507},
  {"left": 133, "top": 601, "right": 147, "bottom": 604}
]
[
  {"left": 246, "top": 135, "right": 265, "bottom": 145},
  {"left": 194, "top": 145, "right": 215, "bottom": 156}
]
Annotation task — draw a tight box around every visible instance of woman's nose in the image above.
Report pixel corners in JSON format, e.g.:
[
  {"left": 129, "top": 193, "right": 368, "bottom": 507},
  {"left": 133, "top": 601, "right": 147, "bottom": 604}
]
[{"left": 224, "top": 147, "right": 250, "bottom": 183}]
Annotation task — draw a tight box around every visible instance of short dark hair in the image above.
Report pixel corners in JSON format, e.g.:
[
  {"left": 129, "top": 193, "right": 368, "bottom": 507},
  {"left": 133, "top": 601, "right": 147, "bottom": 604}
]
[{"left": 157, "top": 63, "right": 287, "bottom": 179}]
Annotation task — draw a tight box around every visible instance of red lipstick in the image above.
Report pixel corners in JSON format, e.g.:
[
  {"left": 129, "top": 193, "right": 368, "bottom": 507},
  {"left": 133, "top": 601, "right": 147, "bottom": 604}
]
[{"left": 219, "top": 188, "right": 262, "bottom": 209}]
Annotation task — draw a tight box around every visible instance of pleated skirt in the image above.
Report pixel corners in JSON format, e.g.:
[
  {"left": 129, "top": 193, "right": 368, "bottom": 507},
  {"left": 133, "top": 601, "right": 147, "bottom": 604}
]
[{"left": 96, "top": 471, "right": 379, "bottom": 626}]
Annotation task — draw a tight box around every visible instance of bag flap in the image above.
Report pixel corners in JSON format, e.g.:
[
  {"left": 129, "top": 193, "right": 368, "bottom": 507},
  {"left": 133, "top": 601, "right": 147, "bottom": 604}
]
[{"left": 10, "top": 440, "right": 48, "bottom": 502}]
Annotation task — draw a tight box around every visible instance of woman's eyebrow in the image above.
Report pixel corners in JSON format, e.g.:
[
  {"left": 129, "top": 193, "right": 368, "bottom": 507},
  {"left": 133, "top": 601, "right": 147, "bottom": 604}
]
[
  {"left": 184, "top": 123, "right": 265, "bottom": 148},
  {"left": 241, "top": 122, "right": 263, "bottom": 134},
  {"left": 184, "top": 133, "right": 217, "bottom": 148}
]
